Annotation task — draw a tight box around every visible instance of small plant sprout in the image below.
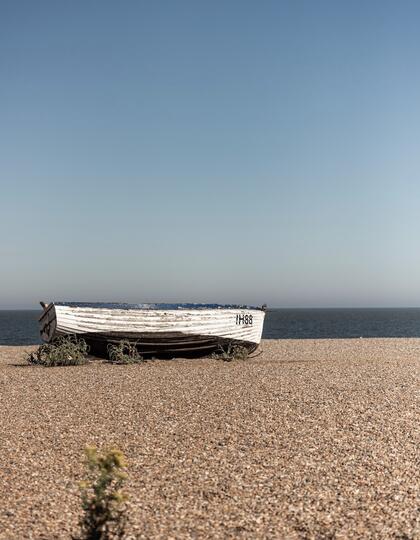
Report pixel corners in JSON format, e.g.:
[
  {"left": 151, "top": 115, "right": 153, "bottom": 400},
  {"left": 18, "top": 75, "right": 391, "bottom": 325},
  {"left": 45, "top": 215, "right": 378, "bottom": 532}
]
[
  {"left": 77, "top": 446, "right": 129, "bottom": 540},
  {"left": 211, "top": 342, "right": 250, "bottom": 362},
  {"left": 107, "top": 340, "right": 144, "bottom": 364},
  {"left": 27, "top": 335, "right": 89, "bottom": 367}
]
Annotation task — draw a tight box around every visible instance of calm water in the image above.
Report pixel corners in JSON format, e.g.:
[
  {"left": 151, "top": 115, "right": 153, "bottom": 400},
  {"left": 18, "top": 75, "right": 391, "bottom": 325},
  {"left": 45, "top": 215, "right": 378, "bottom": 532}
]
[{"left": 1, "top": 308, "right": 420, "bottom": 345}]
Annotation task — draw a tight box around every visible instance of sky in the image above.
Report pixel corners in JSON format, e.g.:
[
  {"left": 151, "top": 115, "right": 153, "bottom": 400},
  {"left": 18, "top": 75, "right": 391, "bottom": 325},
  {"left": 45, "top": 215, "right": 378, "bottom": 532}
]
[{"left": 1, "top": 1, "right": 420, "bottom": 309}]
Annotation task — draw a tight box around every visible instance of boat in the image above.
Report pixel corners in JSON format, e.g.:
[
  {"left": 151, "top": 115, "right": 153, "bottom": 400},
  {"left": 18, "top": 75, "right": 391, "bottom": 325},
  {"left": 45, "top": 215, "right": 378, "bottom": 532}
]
[{"left": 39, "top": 301, "right": 267, "bottom": 358}]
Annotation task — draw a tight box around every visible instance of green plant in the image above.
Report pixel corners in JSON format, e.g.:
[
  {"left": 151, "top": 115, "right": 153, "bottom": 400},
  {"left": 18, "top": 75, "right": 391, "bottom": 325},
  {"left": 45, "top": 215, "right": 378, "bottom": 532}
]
[
  {"left": 107, "top": 341, "right": 143, "bottom": 364},
  {"left": 211, "top": 342, "right": 249, "bottom": 362},
  {"left": 77, "top": 446, "right": 129, "bottom": 540},
  {"left": 27, "top": 335, "right": 89, "bottom": 367}
]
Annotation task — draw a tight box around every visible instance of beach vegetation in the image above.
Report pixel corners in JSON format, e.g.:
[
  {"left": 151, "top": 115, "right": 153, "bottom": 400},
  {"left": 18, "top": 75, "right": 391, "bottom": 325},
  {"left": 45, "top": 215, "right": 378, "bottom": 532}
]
[
  {"left": 76, "top": 446, "right": 129, "bottom": 540},
  {"left": 211, "top": 342, "right": 249, "bottom": 362},
  {"left": 27, "top": 335, "right": 89, "bottom": 367},
  {"left": 107, "top": 340, "right": 144, "bottom": 364}
]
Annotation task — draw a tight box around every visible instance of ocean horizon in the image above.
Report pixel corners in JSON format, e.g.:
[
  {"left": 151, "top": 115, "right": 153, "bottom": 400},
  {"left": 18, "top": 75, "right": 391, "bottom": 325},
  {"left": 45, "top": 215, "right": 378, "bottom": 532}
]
[{"left": 1, "top": 308, "right": 420, "bottom": 346}]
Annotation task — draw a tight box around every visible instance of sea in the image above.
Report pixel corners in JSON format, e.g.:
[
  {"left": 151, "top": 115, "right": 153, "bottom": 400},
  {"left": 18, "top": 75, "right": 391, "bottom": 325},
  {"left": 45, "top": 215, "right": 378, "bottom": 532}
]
[{"left": 1, "top": 308, "right": 420, "bottom": 345}]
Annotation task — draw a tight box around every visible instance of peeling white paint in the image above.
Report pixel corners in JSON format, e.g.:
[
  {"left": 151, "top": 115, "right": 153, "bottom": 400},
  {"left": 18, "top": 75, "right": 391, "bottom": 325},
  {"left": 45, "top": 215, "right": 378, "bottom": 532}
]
[{"left": 40, "top": 304, "right": 266, "bottom": 346}]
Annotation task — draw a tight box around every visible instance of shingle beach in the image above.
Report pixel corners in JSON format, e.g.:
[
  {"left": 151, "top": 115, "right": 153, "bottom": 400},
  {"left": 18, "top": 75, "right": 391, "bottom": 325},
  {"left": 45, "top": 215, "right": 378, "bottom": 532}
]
[{"left": 0, "top": 339, "right": 419, "bottom": 539}]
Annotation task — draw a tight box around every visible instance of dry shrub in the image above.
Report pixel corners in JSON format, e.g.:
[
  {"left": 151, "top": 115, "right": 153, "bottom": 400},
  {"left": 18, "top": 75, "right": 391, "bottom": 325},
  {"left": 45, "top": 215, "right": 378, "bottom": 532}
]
[
  {"left": 76, "top": 446, "right": 129, "bottom": 540},
  {"left": 211, "top": 342, "right": 249, "bottom": 362},
  {"left": 107, "top": 341, "right": 143, "bottom": 364},
  {"left": 27, "top": 335, "right": 89, "bottom": 367}
]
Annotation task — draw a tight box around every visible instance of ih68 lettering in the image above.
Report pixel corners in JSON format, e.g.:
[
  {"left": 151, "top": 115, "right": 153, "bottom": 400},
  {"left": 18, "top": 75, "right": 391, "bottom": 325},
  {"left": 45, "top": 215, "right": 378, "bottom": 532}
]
[{"left": 236, "top": 313, "right": 253, "bottom": 325}]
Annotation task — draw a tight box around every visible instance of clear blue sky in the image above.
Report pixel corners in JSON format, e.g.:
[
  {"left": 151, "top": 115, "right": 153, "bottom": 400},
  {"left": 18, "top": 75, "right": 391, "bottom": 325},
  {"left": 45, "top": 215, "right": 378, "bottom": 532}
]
[{"left": 1, "top": 1, "right": 420, "bottom": 309}]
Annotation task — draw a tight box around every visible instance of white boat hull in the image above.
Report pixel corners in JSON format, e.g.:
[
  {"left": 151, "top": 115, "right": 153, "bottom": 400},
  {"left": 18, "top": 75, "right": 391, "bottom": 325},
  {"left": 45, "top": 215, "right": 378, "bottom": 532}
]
[{"left": 39, "top": 303, "right": 266, "bottom": 357}]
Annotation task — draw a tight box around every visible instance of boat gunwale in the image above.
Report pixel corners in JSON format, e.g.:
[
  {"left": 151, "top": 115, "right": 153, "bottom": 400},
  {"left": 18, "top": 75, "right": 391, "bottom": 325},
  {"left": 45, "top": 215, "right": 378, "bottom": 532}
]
[{"left": 53, "top": 302, "right": 266, "bottom": 311}]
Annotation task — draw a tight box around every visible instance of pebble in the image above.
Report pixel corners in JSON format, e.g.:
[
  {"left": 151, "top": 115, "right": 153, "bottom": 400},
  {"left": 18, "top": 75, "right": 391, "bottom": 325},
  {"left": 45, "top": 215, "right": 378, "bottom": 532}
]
[{"left": 0, "top": 339, "right": 419, "bottom": 539}]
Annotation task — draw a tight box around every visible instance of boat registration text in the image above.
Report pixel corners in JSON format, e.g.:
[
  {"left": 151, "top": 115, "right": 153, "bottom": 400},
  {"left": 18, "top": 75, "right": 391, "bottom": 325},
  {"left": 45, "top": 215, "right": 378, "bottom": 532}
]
[{"left": 236, "top": 313, "right": 253, "bottom": 325}]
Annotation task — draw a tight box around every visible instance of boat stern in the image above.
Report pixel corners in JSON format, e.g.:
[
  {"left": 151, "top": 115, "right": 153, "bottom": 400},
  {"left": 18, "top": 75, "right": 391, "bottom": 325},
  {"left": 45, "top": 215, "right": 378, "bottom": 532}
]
[{"left": 39, "top": 302, "right": 57, "bottom": 342}]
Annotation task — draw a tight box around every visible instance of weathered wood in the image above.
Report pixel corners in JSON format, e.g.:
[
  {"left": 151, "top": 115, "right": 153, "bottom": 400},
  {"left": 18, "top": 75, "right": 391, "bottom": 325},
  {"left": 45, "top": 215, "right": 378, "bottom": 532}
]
[{"left": 39, "top": 302, "right": 266, "bottom": 357}]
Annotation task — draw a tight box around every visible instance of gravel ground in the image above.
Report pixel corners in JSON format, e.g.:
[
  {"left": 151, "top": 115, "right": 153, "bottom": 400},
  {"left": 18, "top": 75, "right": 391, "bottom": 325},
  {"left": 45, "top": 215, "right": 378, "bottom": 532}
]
[{"left": 0, "top": 339, "right": 419, "bottom": 539}]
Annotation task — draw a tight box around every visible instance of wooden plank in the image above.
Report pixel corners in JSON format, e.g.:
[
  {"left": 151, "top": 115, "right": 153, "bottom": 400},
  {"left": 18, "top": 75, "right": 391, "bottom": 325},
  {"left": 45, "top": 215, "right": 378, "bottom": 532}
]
[{"left": 40, "top": 303, "right": 266, "bottom": 353}]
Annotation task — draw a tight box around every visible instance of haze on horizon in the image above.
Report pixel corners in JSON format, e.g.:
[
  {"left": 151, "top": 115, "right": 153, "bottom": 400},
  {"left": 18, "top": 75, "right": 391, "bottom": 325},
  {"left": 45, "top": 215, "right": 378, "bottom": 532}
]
[{"left": 1, "top": 1, "right": 420, "bottom": 310}]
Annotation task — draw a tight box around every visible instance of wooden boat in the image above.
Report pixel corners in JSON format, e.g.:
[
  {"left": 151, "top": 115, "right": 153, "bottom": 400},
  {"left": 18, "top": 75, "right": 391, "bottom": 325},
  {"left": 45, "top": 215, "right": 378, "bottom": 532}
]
[{"left": 39, "top": 301, "right": 266, "bottom": 357}]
